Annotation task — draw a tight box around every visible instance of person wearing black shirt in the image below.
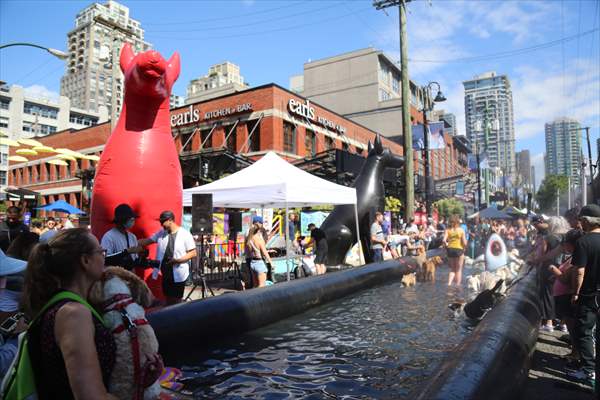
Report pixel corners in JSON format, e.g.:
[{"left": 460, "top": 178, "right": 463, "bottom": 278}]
[
  {"left": 0, "top": 206, "right": 29, "bottom": 252},
  {"left": 567, "top": 204, "right": 600, "bottom": 388},
  {"left": 303, "top": 223, "right": 328, "bottom": 275}
]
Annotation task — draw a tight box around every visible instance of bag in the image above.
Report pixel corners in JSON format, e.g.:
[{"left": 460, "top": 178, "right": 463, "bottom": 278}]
[{"left": 1, "top": 291, "right": 105, "bottom": 400}]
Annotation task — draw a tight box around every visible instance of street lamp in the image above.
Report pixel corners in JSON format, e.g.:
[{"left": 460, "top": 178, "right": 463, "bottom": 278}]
[
  {"left": 569, "top": 126, "right": 596, "bottom": 204},
  {"left": 420, "top": 81, "right": 446, "bottom": 217},
  {"left": 0, "top": 42, "right": 68, "bottom": 60}
]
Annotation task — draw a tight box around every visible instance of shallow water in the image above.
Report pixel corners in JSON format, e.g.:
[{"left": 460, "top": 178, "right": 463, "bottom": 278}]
[{"left": 177, "top": 269, "right": 470, "bottom": 399}]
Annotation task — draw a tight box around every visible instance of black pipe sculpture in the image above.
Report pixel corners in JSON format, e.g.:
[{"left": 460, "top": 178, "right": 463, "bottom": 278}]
[{"left": 321, "top": 134, "right": 404, "bottom": 265}]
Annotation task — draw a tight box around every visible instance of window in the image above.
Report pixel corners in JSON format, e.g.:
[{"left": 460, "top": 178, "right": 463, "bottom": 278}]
[
  {"left": 179, "top": 131, "right": 193, "bottom": 152},
  {"left": 305, "top": 129, "right": 316, "bottom": 157},
  {"left": 0, "top": 116, "right": 8, "bottom": 128},
  {"left": 325, "top": 136, "right": 334, "bottom": 150},
  {"left": 342, "top": 141, "right": 349, "bottom": 151},
  {"left": 0, "top": 171, "right": 6, "bottom": 186},
  {"left": 283, "top": 121, "right": 296, "bottom": 154},
  {"left": 379, "top": 89, "right": 391, "bottom": 101},
  {"left": 226, "top": 127, "right": 237, "bottom": 152},
  {"left": 23, "top": 102, "right": 58, "bottom": 119},
  {"left": 200, "top": 128, "right": 212, "bottom": 148},
  {"left": 392, "top": 76, "right": 400, "bottom": 94},
  {"left": 246, "top": 121, "right": 260, "bottom": 152},
  {"left": 0, "top": 97, "right": 9, "bottom": 110}
]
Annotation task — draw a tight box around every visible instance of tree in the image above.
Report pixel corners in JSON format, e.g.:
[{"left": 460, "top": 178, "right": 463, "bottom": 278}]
[
  {"left": 433, "top": 198, "right": 464, "bottom": 219},
  {"left": 535, "top": 175, "right": 569, "bottom": 213}
]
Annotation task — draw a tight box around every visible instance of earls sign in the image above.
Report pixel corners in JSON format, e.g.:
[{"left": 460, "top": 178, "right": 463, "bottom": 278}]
[
  {"left": 171, "top": 103, "right": 253, "bottom": 127},
  {"left": 288, "top": 99, "right": 346, "bottom": 134}
]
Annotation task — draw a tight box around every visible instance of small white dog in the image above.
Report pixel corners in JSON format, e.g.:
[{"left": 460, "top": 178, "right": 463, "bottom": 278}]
[{"left": 90, "top": 267, "right": 163, "bottom": 400}]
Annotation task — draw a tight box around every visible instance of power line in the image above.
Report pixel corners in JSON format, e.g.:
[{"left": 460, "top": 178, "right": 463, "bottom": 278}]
[
  {"left": 409, "top": 28, "right": 599, "bottom": 63},
  {"left": 146, "top": 3, "right": 343, "bottom": 33},
  {"left": 143, "top": 1, "right": 306, "bottom": 26},
  {"left": 148, "top": 6, "right": 373, "bottom": 41}
]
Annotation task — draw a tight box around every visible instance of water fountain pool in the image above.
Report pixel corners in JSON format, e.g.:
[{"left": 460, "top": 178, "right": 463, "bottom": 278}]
[{"left": 172, "top": 269, "right": 470, "bottom": 399}]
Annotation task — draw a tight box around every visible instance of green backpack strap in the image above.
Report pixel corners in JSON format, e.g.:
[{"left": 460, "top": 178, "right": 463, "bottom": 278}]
[
  {"left": 1, "top": 291, "right": 106, "bottom": 400},
  {"left": 31, "top": 290, "right": 106, "bottom": 327}
]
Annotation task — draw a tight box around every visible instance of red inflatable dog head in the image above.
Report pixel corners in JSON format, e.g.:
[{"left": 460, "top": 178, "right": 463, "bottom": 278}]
[{"left": 119, "top": 43, "right": 180, "bottom": 99}]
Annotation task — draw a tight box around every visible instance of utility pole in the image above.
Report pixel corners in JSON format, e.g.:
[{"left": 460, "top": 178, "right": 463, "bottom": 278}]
[
  {"left": 570, "top": 126, "right": 596, "bottom": 204},
  {"left": 483, "top": 101, "right": 490, "bottom": 206},
  {"left": 374, "top": 0, "right": 414, "bottom": 220},
  {"left": 475, "top": 138, "right": 482, "bottom": 210},
  {"left": 568, "top": 175, "right": 571, "bottom": 209}
]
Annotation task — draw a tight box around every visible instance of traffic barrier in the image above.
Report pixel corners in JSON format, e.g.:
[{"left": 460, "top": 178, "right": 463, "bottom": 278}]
[
  {"left": 149, "top": 258, "right": 416, "bottom": 363},
  {"left": 412, "top": 265, "right": 541, "bottom": 400}
]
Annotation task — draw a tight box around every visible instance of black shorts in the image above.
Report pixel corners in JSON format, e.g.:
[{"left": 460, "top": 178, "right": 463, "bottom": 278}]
[
  {"left": 314, "top": 241, "right": 328, "bottom": 264},
  {"left": 554, "top": 294, "right": 574, "bottom": 319},
  {"left": 161, "top": 263, "right": 186, "bottom": 299},
  {"left": 447, "top": 248, "right": 464, "bottom": 258}
]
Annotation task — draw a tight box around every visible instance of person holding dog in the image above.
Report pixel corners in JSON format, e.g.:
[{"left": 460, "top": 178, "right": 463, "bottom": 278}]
[
  {"left": 21, "top": 228, "right": 117, "bottom": 399},
  {"left": 138, "top": 211, "right": 197, "bottom": 305},
  {"left": 443, "top": 215, "right": 467, "bottom": 286}
]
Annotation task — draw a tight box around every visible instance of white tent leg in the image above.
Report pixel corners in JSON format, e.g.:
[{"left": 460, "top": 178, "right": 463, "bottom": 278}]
[
  {"left": 354, "top": 204, "right": 364, "bottom": 265},
  {"left": 285, "top": 205, "right": 290, "bottom": 281}
]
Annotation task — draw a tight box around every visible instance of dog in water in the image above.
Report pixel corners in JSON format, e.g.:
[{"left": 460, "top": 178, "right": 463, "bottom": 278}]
[
  {"left": 464, "top": 279, "right": 505, "bottom": 320},
  {"left": 401, "top": 272, "right": 417, "bottom": 287},
  {"left": 89, "top": 267, "right": 163, "bottom": 400},
  {"left": 418, "top": 256, "right": 443, "bottom": 282}
]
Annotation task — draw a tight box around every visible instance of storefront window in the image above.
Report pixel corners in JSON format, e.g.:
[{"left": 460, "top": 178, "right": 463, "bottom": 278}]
[
  {"left": 180, "top": 131, "right": 193, "bottom": 152},
  {"left": 283, "top": 121, "right": 296, "bottom": 154},
  {"left": 247, "top": 121, "right": 260, "bottom": 152},
  {"left": 325, "top": 136, "right": 334, "bottom": 150},
  {"left": 226, "top": 127, "right": 237, "bottom": 152},
  {"left": 305, "top": 129, "right": 316, "bottom": 157},
  {"left": 200, "top": 128, "right": 212, "bottom": 148}
]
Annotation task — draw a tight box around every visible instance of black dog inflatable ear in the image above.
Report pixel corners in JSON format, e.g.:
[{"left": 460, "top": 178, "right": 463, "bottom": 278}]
[
  {"left": 374, "top": 133, "right": 384, "bottom": 154},
  {"left": 367, "top": 140, "right": 373, "bottom": 153}
]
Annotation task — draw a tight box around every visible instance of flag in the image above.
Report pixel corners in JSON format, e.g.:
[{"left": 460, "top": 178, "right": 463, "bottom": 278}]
[{"left": 412, "top": 124, "right": 425, "bottom": 150}]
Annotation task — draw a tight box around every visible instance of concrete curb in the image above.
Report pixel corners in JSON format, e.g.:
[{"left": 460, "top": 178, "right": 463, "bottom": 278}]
[
  {"left": 412, "top": 265, "right": 541, "bottom": 400},
  {"left": 149, "top": 258, "right": 416, "bottom": 363}
]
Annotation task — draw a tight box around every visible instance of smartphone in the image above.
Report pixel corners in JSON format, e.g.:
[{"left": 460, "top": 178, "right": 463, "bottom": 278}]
[{"left": 0, "top": 313, "right": 25, "bottom": 336}]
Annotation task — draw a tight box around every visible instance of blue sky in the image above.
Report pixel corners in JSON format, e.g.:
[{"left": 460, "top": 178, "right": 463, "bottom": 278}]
[{"left": 1, "top": 0, "right": 599, "bottom": 188}]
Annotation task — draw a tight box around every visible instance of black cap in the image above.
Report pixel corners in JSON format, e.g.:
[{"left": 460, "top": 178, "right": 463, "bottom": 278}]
[
  {"left": 159, "top": 210, "right": 175, "bottom": 223},
  {"left": 580, "top": 204, "right": 600, "bottom": 219},
  {"left": 530, "top": 215, "right": 545, "bottom": 224},
  {"left": 112, "top": 204, "right": 138, "bottom": 223},
  {"left": 563, "top": 229, "right": 584, "bottom": 245}
]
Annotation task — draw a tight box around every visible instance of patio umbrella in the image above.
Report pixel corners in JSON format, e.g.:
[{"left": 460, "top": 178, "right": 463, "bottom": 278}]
[{"left": 37, "top": 199, "right": 85, "bottom": 214}]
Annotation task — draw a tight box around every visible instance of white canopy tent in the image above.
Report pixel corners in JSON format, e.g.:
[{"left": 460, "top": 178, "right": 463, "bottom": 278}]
[{"left": 182, "top": 152, "right": 361, "bottom": 279}]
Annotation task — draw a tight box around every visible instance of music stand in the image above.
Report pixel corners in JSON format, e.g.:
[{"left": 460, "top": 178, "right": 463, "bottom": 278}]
[{"left": 184, "top": 231, "right": 215, "bottom": 301}]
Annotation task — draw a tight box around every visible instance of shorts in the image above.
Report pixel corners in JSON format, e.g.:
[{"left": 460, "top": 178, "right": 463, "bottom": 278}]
[
  {"left": 447, "top": 248, "right": 464, "bottom": 258},
  {"left": 250, "top": 259, "right": 268, "bottom": 274},
  {"left": 314, "top": 241, "right": 328, "bottom": 265},
  {"left": 554, "top": 294, "right": 574, "bottom": 319}
]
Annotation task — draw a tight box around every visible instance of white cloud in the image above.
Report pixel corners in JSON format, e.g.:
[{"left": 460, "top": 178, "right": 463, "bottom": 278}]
[{"left": 23, "top": 85, "right": 60, "bottom": 102}]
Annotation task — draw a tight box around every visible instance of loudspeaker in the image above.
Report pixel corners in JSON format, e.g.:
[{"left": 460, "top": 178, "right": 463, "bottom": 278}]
[
  {"left": 192, "top": 193, "right": 213, "bottom": 234},
  {"left": 229, "top": 212, "right": 242, "bottom": 233}
]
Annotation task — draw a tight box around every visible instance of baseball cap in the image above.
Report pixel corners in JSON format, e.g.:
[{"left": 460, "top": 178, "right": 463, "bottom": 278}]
[
  {"left": 159, "top": 210, "right": 176, "bottom": 223},
  {"left": 0, "top": 249, "right": 27, "bottom": 276},
  {"left": 252, "top": 216, "right": 263, "bottom": 224},
  {"left": 580, "top": 204, "right": 600, "bottom": 219},
  {"left": 530, "top": 215, "right": 545, "bottom": 224},
  {"left": 112, "top": 204, "right": 138, "bottom": 223}
]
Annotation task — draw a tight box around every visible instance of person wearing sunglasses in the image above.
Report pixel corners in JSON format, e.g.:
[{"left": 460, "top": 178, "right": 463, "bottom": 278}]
[{"left": 21, "top": 228, "right": 117, "bottom": 399}]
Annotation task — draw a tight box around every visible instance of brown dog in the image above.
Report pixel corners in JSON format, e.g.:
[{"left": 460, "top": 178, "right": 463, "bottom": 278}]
[
  {"left": 401, "top": 272, "right": 417, "bottom": 287},
  {"left": 421, "top": 256, "right": 444, "bottom": 282}
]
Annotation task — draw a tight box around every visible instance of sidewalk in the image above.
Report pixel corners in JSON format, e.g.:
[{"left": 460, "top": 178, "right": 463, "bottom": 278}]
[{"left": 522, "top": 329, "right": 593, "bottom": 399}]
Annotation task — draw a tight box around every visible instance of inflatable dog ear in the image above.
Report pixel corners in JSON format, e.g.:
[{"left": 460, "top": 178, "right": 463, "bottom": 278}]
[
  {"left": 165, "top": 52, "right": 181, "bottom": 88},
  {"left": 120, "top": 43, "right": 135, "bottom": 73}
]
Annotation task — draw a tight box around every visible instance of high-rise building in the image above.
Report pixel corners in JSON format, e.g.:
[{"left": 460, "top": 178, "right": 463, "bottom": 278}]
[
  {"left": 544, "top": 117, "right": 581, "bottom": 183},
  {"left": 60, "top": 0, "right": 151, "bottom": 119},
  {"left": 531, "top": 165, "right": 536, "bottom": 193},
  {"left": 186, "top": 62, "right": 248, "bottom": 103},
  {"left": 170, "top": 94, "right": 184, "bottom": 109},
  {"left": 515, "top": 150, "right": 531, "bottom": 189},
  {"left": 596, "top": 137, "right": 600, "bottom": 164},
  {"left": 463, "top": 72, "right": 515, "bottom": 175}
]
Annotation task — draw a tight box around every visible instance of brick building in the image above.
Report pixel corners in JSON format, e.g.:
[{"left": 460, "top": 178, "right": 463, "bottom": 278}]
[{"left": 8, "top": 84, "right": 403, "bottom": 212}]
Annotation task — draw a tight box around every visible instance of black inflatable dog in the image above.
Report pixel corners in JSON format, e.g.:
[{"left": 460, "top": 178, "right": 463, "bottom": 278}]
[{"left": 464, "top": 279, "right": 505, "bottom": 320}]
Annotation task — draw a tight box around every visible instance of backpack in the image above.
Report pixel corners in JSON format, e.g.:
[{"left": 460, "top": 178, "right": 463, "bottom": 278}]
[{"left": 1, "top": 291, "right": 105, "bottom": 400}]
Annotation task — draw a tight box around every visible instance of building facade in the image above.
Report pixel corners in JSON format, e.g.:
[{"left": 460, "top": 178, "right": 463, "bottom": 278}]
[
  {"left": 60, "top": 0, "right": 151, "bottom": 117},
  {"left": 291, "top": 47, "right": 424, "bottom": 138},
  {"left": 0, "top": 82, "right": 107, "bottom": 194},
  {"left": 463, "top": 72, "right": 516, "bottom": 175},
  {"left": 186, "top": 62, "right": 249, "bottom": 104},
  {"left": 8, "top": 84, "right": 404, "bottom": 211},
  {"left": 515, "top": 150, "right": 532, "bottom": 190},
  {"left": 544, "top": 117, "right": 581, "bottom": 183}
]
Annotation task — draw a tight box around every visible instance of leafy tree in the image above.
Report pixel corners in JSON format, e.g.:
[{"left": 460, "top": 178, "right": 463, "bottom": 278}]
[
  {"left": 433, "top": 198, "right": 464, "bottom": 219},
  {"left": 535, "top": 175, "right": 569, "bottom": 213},
  {"left": 385, "top": 196, "right": 402, "bottom": 212}
]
